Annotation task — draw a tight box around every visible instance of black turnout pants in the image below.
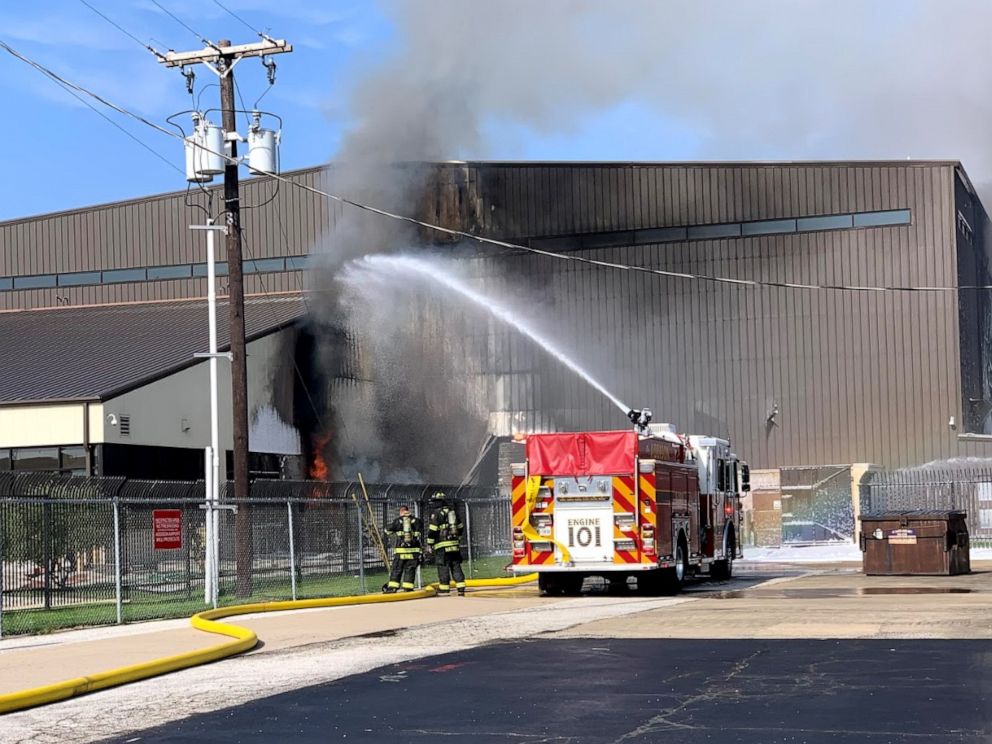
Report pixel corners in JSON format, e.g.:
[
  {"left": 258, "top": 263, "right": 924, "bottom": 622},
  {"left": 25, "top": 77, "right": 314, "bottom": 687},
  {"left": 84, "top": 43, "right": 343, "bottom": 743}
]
[
  {"left": 436, "top": 550, "right": 465, "bottom": 592},
  {"left": 388, "top": 555, "right": 418, "bottom": 589}
]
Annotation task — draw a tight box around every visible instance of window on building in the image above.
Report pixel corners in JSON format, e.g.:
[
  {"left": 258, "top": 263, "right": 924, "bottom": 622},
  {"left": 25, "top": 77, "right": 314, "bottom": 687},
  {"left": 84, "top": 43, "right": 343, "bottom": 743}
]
[
  {"left": 148, "top": 264, "right": 193, "bottom": 280},
  {"left": 0, "top": 206, "right": 917, "bottom": 292},
  {"left": 102, "top": 268, "right": 147, "bottom": 283},
  {"left": 58, "top": 271, "right": 102, "bottom": 287},
  {"left": 60, "top": 446, "right": 87, "bottom": 475},
  {"left": 12, "top": 447, "right": 60, "bottom": 471},
  {"left": 742, "top": 218, "right": 798, "bottom": 236},
  {"left": 853, "top": 209, "right": 912, "bottom": 228},
  {"left": 688, "top": 223, "right": 742, "bottom": 240},
  {"left": 14, "top": 275, "right": 57, "bottom": 289},
  {"left": 581, "top": 231, "right": 634, "bottom": 249},
  {"left": 0, "top": 448, "right": 10, "bottom": 471},
  {"left": 192, "top": 262, "right": 229, "bottom": 277},
  {"left": 245, "top": 258, "right": 286, "bottom": 274},
  {"left": 634, "top": 226, "right": 687, "bottom": 244},
  {"left": 797, "top": 214, "right": 854, "bottom": 232}
]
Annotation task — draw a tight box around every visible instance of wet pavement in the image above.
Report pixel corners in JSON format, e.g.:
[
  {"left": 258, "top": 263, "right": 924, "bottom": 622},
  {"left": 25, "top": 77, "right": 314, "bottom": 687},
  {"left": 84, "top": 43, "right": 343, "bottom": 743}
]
[{"left": 104, "top": 637, "right": 992, "bottom": 743}]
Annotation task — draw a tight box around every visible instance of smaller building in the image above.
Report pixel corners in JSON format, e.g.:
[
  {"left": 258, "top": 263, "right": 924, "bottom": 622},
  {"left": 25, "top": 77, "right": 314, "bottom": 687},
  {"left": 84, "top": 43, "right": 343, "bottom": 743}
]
[{"left": 0, "top": 296, "right": 306, "bottom": 480}]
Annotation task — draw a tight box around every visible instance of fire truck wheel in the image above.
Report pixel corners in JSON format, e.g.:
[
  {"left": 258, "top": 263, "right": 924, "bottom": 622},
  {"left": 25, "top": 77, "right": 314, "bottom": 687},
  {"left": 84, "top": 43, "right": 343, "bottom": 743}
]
[
  {"left": 538, "top": 573, "right": 564, "bottom": 596},
  {"left": 560, "top": 574, "right": 584, "bottom": 596},
  {"left": 711, "top": 529, "right": 736, "bottom": 581},
  {"left": 659, "top": 537, "right": 688, "bottom": 595}
]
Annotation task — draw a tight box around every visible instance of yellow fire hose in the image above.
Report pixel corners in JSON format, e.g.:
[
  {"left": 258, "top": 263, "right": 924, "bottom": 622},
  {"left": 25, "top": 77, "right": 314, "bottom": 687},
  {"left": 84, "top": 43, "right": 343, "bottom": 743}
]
[
  {"left": 522, "top": 475, "right": 573, "bottom": 564},
  {"left": 0, "top": 572, "right": 538, "bottom": 715}
]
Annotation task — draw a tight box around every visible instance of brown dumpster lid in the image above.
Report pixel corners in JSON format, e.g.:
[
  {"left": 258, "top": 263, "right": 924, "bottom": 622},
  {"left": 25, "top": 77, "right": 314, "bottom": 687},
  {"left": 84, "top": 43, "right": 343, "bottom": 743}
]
[{"left": 862, "top": 510, "right": 967, "bottom": 521}]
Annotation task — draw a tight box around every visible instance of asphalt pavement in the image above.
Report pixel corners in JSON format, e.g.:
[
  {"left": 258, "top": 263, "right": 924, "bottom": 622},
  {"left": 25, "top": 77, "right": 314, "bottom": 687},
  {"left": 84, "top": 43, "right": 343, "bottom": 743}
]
[{"left": 106, "top": 637, "right": 992, "bottom": 743}]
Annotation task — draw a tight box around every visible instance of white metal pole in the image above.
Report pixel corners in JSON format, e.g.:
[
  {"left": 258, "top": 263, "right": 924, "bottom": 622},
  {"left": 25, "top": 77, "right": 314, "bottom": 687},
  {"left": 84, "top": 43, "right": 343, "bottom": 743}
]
[
  {"left": 191, "top": 221, "right": 226, "bottom": 608},
  {"left": 287, "top": 501, "right": 297, "bottom": 601},
  {"left": 204, "top": 445, "right": 213, "bottom": 605},
  {"left": 206, "top": 221, "right": 222, "bottom": 609},
  {"left": 113, "top": 499, "right": 123, "bottom": 624}
]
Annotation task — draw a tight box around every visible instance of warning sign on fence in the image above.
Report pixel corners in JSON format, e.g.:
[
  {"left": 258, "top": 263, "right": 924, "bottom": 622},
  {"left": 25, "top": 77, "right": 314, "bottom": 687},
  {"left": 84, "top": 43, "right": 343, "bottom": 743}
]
[{"left": 153, "top": 509, "right": 183, "bottom": 550}]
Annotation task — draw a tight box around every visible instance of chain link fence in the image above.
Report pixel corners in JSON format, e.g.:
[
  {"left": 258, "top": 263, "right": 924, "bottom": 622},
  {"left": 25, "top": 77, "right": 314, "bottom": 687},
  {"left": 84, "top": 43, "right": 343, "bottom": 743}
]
[
  {"left": 860, "top": 462, "right": 992, "bottom": 546},
  {"left": 0, "top": 474, "right": 509, "bottom": 636}
]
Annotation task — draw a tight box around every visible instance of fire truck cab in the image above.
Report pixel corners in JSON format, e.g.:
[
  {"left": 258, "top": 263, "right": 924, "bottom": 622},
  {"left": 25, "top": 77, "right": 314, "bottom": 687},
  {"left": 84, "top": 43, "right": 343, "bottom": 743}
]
[{"left": 509, "top": 423, "right": 748, "bottom": 595}]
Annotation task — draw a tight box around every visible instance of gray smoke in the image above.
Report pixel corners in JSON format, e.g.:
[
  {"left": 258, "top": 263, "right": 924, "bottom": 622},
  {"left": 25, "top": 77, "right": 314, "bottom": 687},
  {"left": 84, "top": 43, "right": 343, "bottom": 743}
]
[
  {"left": 313, "top": 0, "right": 992, "bottom": 480},
  {"left": 336, "top": 1, "right": 992, "bottom": 186}
]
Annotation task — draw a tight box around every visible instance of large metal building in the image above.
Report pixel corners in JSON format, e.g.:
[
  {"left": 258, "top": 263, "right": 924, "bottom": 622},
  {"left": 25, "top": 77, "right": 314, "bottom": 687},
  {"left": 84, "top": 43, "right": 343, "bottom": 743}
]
[{"left": 2, "top": 161, "right": 991, "bottom": 485}]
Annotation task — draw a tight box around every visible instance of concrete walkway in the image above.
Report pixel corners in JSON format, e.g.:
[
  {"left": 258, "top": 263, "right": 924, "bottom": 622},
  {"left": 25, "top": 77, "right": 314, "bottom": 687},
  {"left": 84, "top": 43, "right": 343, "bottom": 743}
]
[
  {"left": 560, "top": 564, "right": 992, "bottom": 640},
  {"left": 0, "top": 590, "right": 545, "bottom": 695}
]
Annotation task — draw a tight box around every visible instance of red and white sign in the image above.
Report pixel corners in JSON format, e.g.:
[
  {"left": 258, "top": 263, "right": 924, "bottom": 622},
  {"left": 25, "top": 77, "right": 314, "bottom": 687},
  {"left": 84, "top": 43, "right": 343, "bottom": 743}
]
[{"left": 153, "top": 509, "right": 183, "bottom": 551}]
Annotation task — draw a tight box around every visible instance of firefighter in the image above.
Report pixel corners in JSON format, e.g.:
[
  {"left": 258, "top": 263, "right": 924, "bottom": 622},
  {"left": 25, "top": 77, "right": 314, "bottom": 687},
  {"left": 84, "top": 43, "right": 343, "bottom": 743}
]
[
  {"left": 426, "top": 491, "right": 466, "bottom": 596},
  {"left": 382, "top": 505, "right": 423, "bottom": 593}
]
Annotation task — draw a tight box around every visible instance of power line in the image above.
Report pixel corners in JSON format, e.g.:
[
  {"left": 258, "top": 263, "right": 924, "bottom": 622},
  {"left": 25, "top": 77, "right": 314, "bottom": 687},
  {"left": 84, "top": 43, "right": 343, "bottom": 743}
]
[
  {"left": 2, "top": 38, "right": 986, "bottom": 296},
  {"left": 76, "top": 0, "right": 168, "bottom": 61},
  {"left": 210, "top": 0, "right": 262, "bottom": 37},
  {"left": 0, "top": 40, "right": 181, "bottom": 176},
  {"left": 234, "top": 77, "right": 252, "bottom": 130},
  {"left": 0, "top": 39, "right": 179, "bottom": 140},
  {"left": 150, "top": 0, "right": 217, "bottom": 48}
]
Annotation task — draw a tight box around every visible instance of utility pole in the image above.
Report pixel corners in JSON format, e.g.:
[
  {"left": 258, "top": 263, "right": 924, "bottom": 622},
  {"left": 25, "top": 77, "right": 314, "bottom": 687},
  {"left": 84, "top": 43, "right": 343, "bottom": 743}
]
[{"left": 161, "top": 37, "right": 292, "bottom": 597}]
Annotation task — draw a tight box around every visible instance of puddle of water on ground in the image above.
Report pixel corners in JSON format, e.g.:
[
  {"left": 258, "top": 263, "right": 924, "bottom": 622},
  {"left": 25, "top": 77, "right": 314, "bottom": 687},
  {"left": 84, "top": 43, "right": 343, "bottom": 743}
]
[{"left": 707, "top": 587, "right": 973, "bottom": 599}]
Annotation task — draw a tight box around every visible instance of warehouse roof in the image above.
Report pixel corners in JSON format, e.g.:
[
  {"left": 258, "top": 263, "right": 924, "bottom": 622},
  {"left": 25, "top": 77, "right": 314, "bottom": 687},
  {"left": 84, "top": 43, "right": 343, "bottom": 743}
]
[{"left": 0, "top": 295, "right": 305, "bottom": 404}]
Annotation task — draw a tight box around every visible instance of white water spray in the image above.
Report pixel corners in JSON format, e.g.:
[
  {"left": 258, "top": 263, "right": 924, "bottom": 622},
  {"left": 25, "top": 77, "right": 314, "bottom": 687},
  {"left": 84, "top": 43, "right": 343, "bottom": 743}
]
[{"left": 341, "top": 254, "right": 632, "bottom": 418}]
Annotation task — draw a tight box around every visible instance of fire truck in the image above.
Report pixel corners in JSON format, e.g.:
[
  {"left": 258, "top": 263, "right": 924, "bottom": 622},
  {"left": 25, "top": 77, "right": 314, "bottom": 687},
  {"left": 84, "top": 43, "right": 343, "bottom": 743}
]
[{"left": 509, "top": 412, "right": 749, "bottom": 595}]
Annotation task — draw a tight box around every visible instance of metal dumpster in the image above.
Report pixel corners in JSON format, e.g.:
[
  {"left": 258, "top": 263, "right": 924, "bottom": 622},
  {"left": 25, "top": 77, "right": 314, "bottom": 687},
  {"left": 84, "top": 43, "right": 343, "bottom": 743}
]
[{"left": 860, "top": 510, "right": 970, "bottom": 576}]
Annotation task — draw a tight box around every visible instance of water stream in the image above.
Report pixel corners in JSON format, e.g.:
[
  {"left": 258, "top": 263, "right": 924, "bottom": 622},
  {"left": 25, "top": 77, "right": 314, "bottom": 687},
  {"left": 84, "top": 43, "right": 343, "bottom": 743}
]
[{"left": 340, "top": 253, "right": 632, "bottom": 417}]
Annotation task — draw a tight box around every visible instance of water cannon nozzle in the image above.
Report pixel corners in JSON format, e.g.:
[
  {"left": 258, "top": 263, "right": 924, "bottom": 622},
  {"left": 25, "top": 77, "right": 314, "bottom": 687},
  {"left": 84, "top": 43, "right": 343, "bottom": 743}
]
[{"left": 628, "top": 408, "right": 653, "bottom": 432}]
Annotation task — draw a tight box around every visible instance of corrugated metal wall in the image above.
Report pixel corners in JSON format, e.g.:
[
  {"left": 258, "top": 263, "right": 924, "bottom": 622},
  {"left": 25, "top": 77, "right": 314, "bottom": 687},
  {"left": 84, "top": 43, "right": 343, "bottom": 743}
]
[
  {"left": 2, "top": 160, "right": 989, "bottom": 470},
  {"left": 0, "top": 167, "right": 334, "bottom": 310},
  {"left": 441, "top": 162, "right": 979, "bottom": 470}
]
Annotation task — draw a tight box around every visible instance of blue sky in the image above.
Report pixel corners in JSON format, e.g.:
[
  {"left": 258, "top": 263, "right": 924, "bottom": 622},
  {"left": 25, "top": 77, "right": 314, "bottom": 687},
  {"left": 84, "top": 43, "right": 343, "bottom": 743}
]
[
  {"left": 4, "top": 1, "right": 982, "bottom": 222},
  {"left": 0, "top": 0, "right": 701, "bottom": 222}
]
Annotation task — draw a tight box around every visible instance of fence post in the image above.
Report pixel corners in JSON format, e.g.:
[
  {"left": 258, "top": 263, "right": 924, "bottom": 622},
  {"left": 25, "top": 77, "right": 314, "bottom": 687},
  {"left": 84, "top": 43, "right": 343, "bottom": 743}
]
[
  {"left": 287, "top": 501, "right": 297, "bottom": 601},
  {"left": 113, "top": 497, "right": 123, "bottom": 625},
  {"left": 356, "top": 504, "right": 366, "bottom": 594},
  {"left": 0, "top": 503, "right": 4, "bottom": 639},
  {"left": 465, "top": 502, "right": 474, "bottom": 578},
  {"left": 42, "top": 500, "right": 52, "bottom": 611}
]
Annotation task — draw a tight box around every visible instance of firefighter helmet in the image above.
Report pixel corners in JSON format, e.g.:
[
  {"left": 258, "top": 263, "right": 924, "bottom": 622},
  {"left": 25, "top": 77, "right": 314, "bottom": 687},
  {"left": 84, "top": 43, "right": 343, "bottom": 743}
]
[{"left": 430, "top": 491, "right": 446, "bottom": 501}]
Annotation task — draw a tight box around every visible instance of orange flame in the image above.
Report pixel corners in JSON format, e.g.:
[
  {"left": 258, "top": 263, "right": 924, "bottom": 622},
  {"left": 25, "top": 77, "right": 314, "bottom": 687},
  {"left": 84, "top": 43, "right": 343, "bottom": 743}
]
[{"left": 309, "top": 433, "right": 331, "bottom": 481}]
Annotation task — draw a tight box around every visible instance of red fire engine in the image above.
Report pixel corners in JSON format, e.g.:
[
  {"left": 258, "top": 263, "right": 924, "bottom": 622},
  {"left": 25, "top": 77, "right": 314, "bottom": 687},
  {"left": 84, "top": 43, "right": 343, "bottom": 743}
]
[{"left": 509, "top": 416, "right": 749, "bottom": 595}]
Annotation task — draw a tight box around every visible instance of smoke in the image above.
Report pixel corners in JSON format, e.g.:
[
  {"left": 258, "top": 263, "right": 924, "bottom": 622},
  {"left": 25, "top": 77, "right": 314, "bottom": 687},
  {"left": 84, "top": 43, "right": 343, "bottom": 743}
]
[
  {"left": 310, "top": 0, "right": 992, "bottom": 480},
  {"left": 334, "top": 1, "right": 992, "bottom": 189}
]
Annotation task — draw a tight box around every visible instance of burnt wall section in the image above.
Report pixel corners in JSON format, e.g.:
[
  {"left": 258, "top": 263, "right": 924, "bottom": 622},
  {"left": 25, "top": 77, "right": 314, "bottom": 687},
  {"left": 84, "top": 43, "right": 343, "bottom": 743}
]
[{"left": 954, "top": 170, "right": 992, "bottom": 435}]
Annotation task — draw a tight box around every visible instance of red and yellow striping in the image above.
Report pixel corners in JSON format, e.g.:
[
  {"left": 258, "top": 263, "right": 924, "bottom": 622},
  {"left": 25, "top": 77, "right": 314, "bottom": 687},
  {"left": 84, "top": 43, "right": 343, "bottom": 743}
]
[
  {"left": 612, "top": 475, "right": 640, "bottom": 564},
  {"left": 511, "top": 471, "right": 659, "bottom": 566}
]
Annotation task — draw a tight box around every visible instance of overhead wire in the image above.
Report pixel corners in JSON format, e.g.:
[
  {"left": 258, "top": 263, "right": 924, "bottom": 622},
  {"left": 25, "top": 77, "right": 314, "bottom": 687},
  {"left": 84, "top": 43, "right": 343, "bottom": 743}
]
[
  {"left": 210, "top": 0, "right": 264, "bottom": 37},
  {"left": 4, "top": 47, "right": 182, "bottom": 176},
  {"left": 76, "top": 0, "right": 169, "bottom": 61},
  {"left": 2, "top": 37, "right": 987, "bottom": 296},
  {"left": 150, "top": 0, "right": 218, "bottom": 48}
]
